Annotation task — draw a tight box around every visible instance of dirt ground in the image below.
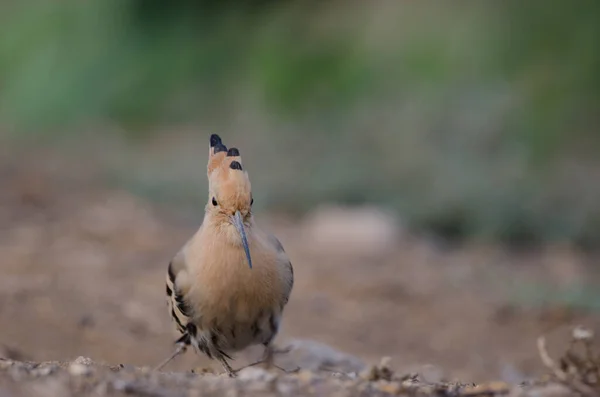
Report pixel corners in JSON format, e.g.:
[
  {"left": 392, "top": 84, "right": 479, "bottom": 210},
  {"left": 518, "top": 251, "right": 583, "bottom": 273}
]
[
  {"left": 1, "top": 355, "right": 590, "bottom": 397},
  {"left": 1, "top": 147, "right": 600, "bottom": 391}
]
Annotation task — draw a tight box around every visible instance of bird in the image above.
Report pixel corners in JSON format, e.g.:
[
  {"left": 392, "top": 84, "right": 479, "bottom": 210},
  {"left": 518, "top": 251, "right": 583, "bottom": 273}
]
[{"left": 154, "top": 134, "right": 295, "bottom": 377}]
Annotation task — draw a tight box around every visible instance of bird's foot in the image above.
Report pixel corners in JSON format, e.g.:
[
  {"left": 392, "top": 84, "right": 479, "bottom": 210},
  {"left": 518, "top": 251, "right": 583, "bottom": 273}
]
[
  {"left": 231, "top": 344, "right": 300, "bottom": 374},
  {"left": 231, "top": 360, "right": 299, "bottom": 375},
  {"left": 218, "top": 358, "right": 237, "bottom": 378},
  {"left": 228, "top": 344, "right": 299, "bottom": 375}
]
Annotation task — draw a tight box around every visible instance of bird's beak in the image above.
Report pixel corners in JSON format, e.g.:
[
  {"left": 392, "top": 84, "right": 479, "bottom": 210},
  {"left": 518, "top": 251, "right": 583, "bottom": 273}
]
[{"left": 232, "top": 210, "right": 252, "bottom": 269}]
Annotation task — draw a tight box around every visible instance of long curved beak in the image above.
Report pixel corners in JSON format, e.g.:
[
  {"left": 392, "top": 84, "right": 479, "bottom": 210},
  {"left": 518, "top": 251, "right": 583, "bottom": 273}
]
[{"left": 232, "top": 210, "right": 252, "bottom": 269}]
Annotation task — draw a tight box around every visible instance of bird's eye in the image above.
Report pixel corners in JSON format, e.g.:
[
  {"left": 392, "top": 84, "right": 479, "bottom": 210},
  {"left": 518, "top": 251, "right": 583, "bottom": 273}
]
[{"left": 212, "top": 197, "right": 218, "bottom": 206}]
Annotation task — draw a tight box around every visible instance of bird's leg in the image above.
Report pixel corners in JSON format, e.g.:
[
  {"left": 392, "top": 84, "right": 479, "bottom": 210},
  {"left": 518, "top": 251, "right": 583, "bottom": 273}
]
[
  {"left": 217, "top": 356, "right": 236, "bottom": 378},
  {"left": 230, "top": 360, "right": 262, "bottom": 374},
  {"left": 262, "top": 343, "right": 276, "bottom": 368},
  {"left": 154, "top": 342, "right": 187, "bottom": 371}
]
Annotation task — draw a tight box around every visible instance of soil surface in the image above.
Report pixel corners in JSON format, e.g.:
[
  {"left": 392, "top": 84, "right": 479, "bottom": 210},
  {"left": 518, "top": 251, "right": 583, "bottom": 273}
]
[
  {"left": 0, "top": 356, "right": 582, "bottom": 397},
  {"left": 1, "top": 150, "right": 599, "bottom": 396}
]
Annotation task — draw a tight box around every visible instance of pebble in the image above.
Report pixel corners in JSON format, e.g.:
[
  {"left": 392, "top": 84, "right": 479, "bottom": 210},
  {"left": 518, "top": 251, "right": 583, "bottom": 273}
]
[
  {"left": 31, "top": 365, "right": 55, "bottom": 377},
  {"left": 237, "top": 367, "right": 277, "bottom": 383},
  {"left": 296, "top": 369, "right": 316, "bottom": 383},
  {"left": 376, "top": 380, "right": 402, "bottom": 394},
  {"left": 68, "top": 362, "right": 92, "bottom": 376},
  {"left": 462, "top": 381, "right": 511, "bottom": 395},
  {"left": 0, "top": 359, "right": 13, "bottom": 370},
  {"left": 73, "top": 356, "right": 94, "bottom": 366}
]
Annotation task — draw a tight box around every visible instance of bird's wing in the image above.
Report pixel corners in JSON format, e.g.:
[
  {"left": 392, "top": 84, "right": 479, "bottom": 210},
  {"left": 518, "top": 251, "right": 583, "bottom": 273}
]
[
  {"left": 165, "top": 239, "right": 195, "bottom": 339},
  {"left": 266, "top": 233, "right": 294, "bottom": 308}
]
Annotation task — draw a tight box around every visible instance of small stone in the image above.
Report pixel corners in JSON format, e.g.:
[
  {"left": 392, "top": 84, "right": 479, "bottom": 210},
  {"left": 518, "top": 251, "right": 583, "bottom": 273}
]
[
  {"left": 237, "top": 367, "right": 277, "bottom": 382},
  {"left": 73, "top": 356, "right": 93, "bottom": 366},
  {"left": 573, "top": 325, "right": 594, "bottom": 341},
  {"left": 377, "top": 357, "right": 393, "bottom": 381},
  {"left": 359, "top": 365, "right": 378, "bottom": 381},
  {"left": 0, "top": 359, "right": 13, "bottom": 370},
  {"left": 462, "top": 381, "right": 511, "bottom": 395},
  {"left": 32, "top": 365, "right": 55, "bottom": 376},
  {"left": 376, "top": 381, "right": 402, "bottom": 394},
  {"left": 68, "top": 362, "right": 92, "bottom": 376},
  {"left": 296, "top": 369, "right": 315, "bottom": 383}
]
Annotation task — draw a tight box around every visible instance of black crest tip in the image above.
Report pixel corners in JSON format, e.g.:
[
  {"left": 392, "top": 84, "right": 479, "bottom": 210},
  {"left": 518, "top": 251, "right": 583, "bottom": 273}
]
[
  {"left": 214, "top": 143, "right": 228, "bottom": 154},
  {"left": 230, "top": 161, "right": 243, "bottom": 171},
  {"left": 227, "top": 148, "right": 240, "bottom": 157},
  {"left": 210, "top": 134, "right": 222, "bottom": 147}
]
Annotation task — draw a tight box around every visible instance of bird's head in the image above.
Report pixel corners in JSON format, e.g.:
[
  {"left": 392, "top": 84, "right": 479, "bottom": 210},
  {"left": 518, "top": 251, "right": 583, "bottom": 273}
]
[{"left": 205, "top": 134, "right": 254, "bottom": 269}]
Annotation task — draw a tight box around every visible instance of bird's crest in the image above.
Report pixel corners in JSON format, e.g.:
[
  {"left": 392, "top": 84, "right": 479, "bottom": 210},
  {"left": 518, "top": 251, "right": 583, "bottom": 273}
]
[{"left": 206, "top": 134, "right": 252, "bottom": 214}]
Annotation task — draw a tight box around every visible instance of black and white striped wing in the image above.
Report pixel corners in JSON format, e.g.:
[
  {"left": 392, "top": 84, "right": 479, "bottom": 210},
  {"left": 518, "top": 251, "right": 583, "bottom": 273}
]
[{"left": 165, "top": 247, "right": 194, "bottom": 345}]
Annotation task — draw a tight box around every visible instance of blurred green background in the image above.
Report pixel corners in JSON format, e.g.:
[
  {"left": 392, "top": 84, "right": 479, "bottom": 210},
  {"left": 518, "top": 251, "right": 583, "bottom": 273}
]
[{"left": 1, "top": 0, "right": 599, "bottom": 247}]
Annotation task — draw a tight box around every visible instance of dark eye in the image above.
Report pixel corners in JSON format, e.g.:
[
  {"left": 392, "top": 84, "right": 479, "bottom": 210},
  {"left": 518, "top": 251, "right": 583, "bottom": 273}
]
[
  {"left": 251, "top": 198, "right": 254, "bottom": 206},
  {"left": 212, "top": 197, "right": 218, "bottom": 206}
]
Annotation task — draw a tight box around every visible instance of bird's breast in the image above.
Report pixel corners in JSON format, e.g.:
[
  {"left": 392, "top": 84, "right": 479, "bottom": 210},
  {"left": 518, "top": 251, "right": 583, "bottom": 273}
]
[{"left": 188, "top": 239, "right": 284, "bottom": 325}]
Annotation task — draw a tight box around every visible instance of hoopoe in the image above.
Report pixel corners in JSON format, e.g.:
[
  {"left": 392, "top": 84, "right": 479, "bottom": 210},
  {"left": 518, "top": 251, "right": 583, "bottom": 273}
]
[{"left": 154, "top": 134, "right": 294, "bottom": 377}]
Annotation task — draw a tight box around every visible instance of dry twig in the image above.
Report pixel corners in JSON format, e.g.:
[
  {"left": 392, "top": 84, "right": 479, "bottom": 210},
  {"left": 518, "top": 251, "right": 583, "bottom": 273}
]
[{"left": 537, "top": 326, "right": 600, "bottom": 397}]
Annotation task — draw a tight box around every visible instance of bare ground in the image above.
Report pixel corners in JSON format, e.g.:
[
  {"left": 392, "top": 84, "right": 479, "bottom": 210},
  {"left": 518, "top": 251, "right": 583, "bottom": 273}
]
[
  {"left": 0, "top": 355, "right": 590, "bottom": 397},
  {"left": 1, "top": 149, "right": 600, "bottom": 396}
]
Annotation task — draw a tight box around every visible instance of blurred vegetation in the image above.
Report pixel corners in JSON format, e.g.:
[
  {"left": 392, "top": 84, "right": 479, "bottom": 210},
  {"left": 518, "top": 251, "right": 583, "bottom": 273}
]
[{"left": 0, "top": 0, "right": 599, "bottom": 247}]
